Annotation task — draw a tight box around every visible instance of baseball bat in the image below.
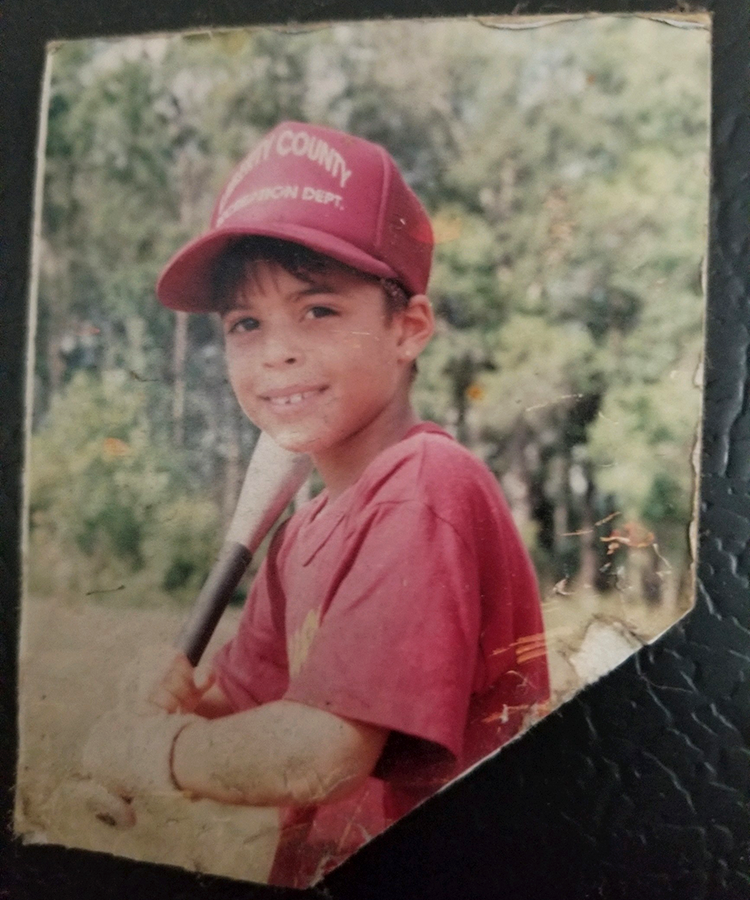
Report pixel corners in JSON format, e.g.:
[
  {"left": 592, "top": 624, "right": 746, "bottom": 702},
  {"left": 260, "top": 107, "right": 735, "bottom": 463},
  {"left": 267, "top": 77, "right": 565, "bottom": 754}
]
[{"left": 175, "top": 431, "right": 312, "bottom": 666}]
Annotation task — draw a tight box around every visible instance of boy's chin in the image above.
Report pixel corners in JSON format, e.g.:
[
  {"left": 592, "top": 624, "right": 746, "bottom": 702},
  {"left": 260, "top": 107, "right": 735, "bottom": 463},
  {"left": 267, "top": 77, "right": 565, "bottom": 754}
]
[
  {"left": 241, "top": 414, "right": 314, "bottom": 454},
  {"left": 259, "top": 426, "right": 320, "bottom": 456}
]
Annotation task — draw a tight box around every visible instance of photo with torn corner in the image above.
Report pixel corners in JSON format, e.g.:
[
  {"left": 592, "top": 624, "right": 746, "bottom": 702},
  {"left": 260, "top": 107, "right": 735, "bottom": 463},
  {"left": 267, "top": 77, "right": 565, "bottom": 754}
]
[{"left": 16, "top": 14, "right": 709, "bottom": 889}]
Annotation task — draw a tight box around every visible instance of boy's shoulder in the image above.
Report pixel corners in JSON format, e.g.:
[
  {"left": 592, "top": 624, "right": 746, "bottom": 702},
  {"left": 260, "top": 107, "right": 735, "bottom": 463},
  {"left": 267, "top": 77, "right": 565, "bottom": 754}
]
[
  {"left": 282, "top": 423, "right": 510, "bottom": 556},
  {"left": 353, "top": 421, "right": 501, "bottom": 513}
]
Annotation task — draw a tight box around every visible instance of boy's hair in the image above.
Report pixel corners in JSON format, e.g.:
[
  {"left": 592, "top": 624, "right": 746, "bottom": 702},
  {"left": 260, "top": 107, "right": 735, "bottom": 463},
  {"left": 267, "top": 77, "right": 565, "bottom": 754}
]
[{"left": 211, "top": 236, "right": 411, "bottom": 321}]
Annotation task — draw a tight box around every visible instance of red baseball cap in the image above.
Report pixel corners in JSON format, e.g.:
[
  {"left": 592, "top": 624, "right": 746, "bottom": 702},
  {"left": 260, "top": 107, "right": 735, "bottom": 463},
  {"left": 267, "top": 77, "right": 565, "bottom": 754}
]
[{"left": 156, "top": 122, "right": 434, "bottom": 311}]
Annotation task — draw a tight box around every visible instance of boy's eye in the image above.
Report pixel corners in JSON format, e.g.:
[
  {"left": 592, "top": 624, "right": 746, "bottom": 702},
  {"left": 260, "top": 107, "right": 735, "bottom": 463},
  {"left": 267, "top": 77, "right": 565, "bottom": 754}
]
[
  {"left": 306, "top": 306, "right": 337, "bottom": 320},
  {"left": 227, "top": 316, "right": 260, "bottom": 334}
]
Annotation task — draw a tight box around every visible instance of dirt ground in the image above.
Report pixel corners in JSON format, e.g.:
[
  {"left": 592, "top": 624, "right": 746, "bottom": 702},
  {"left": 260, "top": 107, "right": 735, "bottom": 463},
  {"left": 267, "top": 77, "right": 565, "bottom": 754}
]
[{"left": 14, "top": 589, "right": 688, "bottom": 882}]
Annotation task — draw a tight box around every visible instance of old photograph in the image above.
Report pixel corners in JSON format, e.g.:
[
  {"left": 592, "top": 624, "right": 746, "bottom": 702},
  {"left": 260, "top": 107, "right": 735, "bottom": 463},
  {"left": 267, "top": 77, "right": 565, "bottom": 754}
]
[{"left": 16, "top": 15, "right": 709, "bottom": 888}]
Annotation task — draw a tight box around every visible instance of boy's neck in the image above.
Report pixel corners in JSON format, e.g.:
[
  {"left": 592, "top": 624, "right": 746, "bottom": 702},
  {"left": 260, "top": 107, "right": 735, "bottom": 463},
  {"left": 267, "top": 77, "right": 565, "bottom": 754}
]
[{"left": 313, "top": 400, "right": 420, "bottom": 501}]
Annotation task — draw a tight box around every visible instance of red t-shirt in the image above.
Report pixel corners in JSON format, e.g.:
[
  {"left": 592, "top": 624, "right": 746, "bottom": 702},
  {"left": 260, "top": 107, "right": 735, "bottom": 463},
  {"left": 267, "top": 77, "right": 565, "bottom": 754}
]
[{"left": 212, "top": 422, "right": 549, "bottom": 887}]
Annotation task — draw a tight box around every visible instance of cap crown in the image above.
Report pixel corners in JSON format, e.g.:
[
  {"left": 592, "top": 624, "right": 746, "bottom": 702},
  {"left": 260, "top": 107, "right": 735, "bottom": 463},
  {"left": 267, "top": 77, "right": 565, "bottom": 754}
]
[{"left": 157, "top": 122, "right": 433, "bottom": 311}]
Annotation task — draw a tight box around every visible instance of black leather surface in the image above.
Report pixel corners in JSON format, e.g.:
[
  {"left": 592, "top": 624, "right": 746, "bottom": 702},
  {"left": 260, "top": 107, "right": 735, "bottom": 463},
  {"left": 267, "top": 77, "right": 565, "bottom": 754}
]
[{"left": 2, "top": 1, "right": 747, "bottom": 898}]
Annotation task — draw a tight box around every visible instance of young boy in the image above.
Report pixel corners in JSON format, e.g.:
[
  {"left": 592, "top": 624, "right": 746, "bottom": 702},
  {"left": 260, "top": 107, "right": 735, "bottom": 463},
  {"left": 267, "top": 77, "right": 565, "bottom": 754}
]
[{"left": 83, "top": 122, "right": 550, "bottom": 888}]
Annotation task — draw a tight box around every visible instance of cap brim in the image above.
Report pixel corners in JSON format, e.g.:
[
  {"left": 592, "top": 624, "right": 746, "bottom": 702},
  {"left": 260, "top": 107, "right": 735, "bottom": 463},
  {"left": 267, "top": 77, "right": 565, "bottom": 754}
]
[{"left": 156, "top": 224, "right": 402, "bottom": 312}]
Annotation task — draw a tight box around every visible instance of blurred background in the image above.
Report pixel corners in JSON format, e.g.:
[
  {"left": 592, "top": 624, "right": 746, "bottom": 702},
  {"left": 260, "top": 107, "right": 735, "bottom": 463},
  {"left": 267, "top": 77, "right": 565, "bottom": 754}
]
[{"left": 27, "top": 14, "right": 709, "bottom": 667}]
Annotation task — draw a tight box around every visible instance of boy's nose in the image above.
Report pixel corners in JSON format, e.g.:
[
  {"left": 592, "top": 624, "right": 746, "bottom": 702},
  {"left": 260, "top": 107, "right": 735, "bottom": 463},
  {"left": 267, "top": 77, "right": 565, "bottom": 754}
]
[{"left": 259, "top": 332, "right": 302, "bottom": 368}]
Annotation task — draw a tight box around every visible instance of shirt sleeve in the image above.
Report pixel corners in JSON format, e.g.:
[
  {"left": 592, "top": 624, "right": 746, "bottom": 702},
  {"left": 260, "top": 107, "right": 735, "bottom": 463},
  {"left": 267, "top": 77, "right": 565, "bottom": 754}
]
[
  {"left": 283, "top": 499, "right": 482, "bottom": 759},
  {"left": 212, "top": 526, "right": 290, "bottom": 712}
]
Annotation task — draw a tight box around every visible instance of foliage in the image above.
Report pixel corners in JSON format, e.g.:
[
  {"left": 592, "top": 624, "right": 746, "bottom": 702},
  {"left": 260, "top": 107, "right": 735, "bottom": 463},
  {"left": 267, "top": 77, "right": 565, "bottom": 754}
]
[{"left": 29, "top": 372, "right": 220, "bottom": 603}]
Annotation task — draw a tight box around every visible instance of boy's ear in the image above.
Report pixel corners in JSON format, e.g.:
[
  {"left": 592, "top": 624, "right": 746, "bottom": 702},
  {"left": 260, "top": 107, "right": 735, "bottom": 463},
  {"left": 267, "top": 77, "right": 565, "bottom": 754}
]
[{"left": 395, "top": 294, "right": 435, "bottom": 363}]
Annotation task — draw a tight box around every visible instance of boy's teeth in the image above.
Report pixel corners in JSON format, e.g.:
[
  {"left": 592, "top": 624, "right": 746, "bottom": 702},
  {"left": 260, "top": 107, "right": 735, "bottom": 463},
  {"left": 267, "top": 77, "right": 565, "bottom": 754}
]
[{"left": 269, "top": 390, "right": 316, "bottom": 407}]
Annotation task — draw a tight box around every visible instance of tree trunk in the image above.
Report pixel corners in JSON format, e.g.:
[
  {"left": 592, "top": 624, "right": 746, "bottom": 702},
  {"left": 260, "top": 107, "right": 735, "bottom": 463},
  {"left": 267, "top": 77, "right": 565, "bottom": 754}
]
[
  {"left": 172, "top": 311, "right": 188, "bottom": 447},
  {"left": 578, "top": 464, "right": 597, "bottom": 590},
  {"left": 500, "top": 423, "right": 533, "bottom": 533},
  {"left": 221, "top": 392, "right": 242, "bottom": 528},
  {"left": 47, "top": 334, "right": 64, "bottom": 395},
  {"left": 639, "top": 547, "right": 663, "bottom": 605}
]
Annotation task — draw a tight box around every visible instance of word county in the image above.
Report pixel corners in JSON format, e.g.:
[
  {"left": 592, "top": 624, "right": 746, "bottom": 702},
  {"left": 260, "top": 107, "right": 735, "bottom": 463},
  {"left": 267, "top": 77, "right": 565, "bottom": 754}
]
[{"left": 218, "top": 127, "right": 352, "bottom": 216}]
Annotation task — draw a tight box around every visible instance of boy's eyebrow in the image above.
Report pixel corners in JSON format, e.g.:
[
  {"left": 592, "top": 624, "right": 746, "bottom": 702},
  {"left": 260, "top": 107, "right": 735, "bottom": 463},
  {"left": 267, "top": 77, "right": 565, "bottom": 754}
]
[
  {"left": 220, "top": 297, "right": 256, "bottom": 315},
  {"left": 296, "top": 281, "right": 335, "bottom": 296},
  {"left": 220, "top": 279, "right": 337, "bottom": 314}
]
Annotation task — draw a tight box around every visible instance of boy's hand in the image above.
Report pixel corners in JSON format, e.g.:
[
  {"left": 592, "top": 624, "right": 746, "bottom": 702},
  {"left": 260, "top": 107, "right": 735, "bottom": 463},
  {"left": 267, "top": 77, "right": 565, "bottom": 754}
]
[
  {"left": 82, "top": 709, "right": 197, "bottom": 800},
  {"left": 116, "top": 644, "right": 215, "bottom": 715},
  {"left": 147, "top": 652, "right": 216, "bottom": 715}
]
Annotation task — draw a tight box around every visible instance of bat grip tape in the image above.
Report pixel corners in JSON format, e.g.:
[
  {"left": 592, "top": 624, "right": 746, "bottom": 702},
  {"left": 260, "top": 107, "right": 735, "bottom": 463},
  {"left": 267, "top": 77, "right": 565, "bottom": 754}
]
[{"left": 174, "top": 542, "right": 252, "bottom": 667}]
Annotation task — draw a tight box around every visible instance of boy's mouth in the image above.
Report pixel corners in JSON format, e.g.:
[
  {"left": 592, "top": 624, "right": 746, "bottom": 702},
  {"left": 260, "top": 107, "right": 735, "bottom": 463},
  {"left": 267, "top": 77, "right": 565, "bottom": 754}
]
[{"left": 261, "top": 386, "right": 327, "bottom": 409}]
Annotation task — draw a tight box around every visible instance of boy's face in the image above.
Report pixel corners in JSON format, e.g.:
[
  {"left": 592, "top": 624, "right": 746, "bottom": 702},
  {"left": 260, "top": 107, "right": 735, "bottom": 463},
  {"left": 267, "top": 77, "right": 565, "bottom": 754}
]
[{"left": 220, "top": 262, "right": 430, "bottom": 464}]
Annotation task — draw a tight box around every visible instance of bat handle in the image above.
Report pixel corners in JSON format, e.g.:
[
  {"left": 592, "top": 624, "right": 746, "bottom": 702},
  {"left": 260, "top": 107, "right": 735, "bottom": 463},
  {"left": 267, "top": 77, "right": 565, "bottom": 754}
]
[{"left": 174, "top": 542, "right": 252, "bottom": 667}]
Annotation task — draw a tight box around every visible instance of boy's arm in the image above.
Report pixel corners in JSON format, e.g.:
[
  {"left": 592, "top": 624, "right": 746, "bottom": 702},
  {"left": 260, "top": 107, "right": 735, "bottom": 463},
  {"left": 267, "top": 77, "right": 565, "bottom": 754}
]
[
  {"left": 172, "top": 700, "right": 388, "bottom": 806},
  {"left": 83, "top": 700, "right": 388, "bottom": 807}
]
